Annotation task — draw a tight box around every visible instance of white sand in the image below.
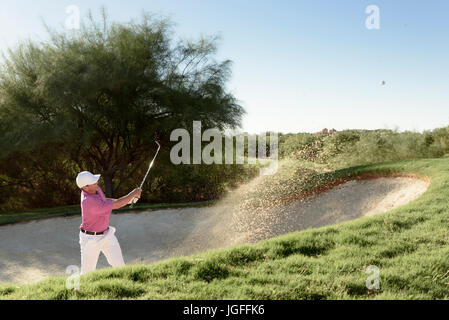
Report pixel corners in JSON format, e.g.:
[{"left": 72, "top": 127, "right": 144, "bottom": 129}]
[{"left": 0, "top": 177, "right": 428, "bottom": 284}]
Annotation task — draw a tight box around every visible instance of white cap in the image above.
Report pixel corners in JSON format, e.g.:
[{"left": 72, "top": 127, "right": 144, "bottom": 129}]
[{"left": 76, "top": 171, "right": 101, "bottom": 189}]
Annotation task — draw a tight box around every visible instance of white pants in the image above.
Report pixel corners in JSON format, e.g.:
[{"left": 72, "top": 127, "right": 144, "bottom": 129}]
[{"left": 79, "top": 226, "right": 125, "bottom": 275}]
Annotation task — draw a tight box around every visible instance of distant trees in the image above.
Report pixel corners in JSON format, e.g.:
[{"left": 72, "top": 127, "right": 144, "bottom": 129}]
[
  {"left": 279, "top": 127, "right": 449, "bottom": 169},
  {"left": 313, "top": 128, "right": 337, "bottom": 136}
]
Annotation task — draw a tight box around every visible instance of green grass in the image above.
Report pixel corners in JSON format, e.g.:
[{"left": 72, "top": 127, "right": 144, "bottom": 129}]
[{"left": 2, "top": 157, "right": 449, "bottom": 299}]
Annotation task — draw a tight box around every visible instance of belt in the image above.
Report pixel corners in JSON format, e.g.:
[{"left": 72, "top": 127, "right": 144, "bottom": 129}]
[{"left": 80, "top": 227, "right": 108, "bottom": 235}]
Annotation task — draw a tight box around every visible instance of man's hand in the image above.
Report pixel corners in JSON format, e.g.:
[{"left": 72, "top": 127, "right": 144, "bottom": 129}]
[
  {"left": 126, "top": 188, "right": 142, "bottom": 205},
  {"left": 112, "top": 188, "right": 143, "bottom": 210},
  {"left": 130, "top": 188, "right": 142, "bottom": 199}
]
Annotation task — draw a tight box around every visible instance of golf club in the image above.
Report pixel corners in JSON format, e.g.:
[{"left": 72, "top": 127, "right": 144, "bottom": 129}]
[{"left": 129, "top": 141, "right": 161, "bottom": 208}]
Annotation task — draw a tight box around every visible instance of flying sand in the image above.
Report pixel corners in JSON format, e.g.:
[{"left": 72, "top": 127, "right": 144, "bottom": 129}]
[{"left": 0, "top": 176, "right": 428, "bottom": 284}]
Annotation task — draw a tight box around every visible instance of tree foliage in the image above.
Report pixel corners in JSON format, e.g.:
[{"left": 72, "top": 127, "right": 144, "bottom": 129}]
[{"left": 0, "top": 8, "right": 245, "bottom": 200}]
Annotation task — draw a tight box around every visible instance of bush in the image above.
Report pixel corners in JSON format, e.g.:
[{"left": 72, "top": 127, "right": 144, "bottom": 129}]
[{"left": 278, "top": 126, "right": 449, "bottom": 170}]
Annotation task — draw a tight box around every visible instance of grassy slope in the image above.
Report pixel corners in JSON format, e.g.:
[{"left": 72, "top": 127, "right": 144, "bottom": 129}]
[{"left": 1, "top": 158, "right": 449, "bottom": 299}]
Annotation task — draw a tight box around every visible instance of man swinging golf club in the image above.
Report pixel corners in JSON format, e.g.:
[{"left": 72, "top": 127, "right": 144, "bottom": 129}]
[{"left": 76, "top": 171, "right": 142, "bottom": 275}]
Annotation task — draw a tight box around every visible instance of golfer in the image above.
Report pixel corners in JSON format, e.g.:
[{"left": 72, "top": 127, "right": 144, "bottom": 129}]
[{"left": 76, "top": 171, "right": 142, "bottom": 275}]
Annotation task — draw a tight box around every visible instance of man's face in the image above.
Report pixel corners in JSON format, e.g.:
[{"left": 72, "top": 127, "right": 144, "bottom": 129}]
[{"left": 82, "top": 182, "right": 98, "bottom": 194}]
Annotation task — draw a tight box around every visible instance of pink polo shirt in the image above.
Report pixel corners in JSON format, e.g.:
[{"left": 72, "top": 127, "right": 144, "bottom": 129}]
[{"left": 80, "top": 187, "right": 114, "bottom": 233}]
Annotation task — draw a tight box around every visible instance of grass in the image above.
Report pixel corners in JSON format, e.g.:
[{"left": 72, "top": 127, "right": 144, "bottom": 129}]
[{"left": 1, "top": 157, "right": 449, "bottom": 299}]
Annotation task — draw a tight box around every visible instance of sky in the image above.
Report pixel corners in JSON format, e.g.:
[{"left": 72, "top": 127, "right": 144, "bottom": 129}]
[{"left": 0, "top": 0, "right": 448, "bottom": 134}]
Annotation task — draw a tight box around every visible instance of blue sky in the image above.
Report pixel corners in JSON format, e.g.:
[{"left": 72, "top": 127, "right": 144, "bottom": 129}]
[{"left": 1, "top": 0, "right": 448, "bottom": 134}]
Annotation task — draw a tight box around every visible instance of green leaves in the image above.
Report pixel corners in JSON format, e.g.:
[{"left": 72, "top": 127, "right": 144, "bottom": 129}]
[{"left": 0, "top": 8, "right": 245, "bottom": 203}]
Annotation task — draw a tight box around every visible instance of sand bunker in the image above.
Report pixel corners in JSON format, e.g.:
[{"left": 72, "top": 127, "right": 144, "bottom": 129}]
[{"left": 0, "top": 177, "right": 428, "bottom": 284}]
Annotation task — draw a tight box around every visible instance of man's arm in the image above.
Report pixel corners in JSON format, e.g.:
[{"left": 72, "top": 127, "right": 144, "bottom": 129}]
[{"left": 109, "top": 188, "right": 142, "bottom": 210}]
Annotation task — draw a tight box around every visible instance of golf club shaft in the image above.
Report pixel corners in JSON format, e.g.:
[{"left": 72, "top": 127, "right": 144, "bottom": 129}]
[{"left": 130, "top": 141, "right": 161, "bottom": 208}]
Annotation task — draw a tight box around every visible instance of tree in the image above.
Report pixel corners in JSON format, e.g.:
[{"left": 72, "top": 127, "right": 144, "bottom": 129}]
[{"left": 0, "top": 8, "right": 245, "bottom": 197}]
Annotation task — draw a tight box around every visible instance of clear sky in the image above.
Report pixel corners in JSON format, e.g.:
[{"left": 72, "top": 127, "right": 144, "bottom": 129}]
[{"left": 1, "top": 0, "right": 448, "bottom": 134}]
